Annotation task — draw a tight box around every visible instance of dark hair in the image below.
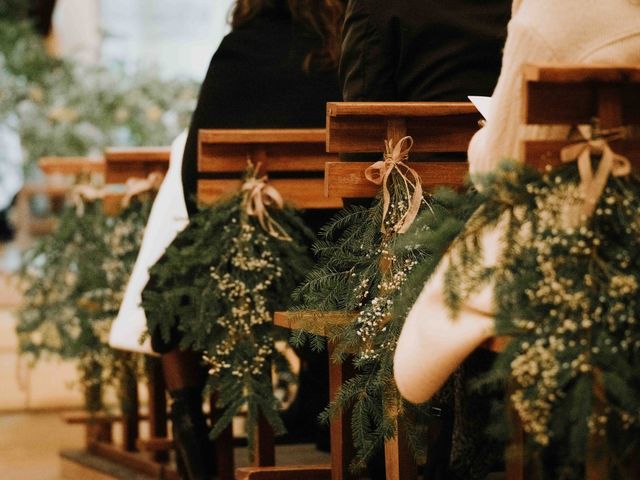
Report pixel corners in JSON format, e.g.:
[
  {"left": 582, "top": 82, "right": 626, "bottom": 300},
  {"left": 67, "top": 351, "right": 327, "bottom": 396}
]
[{"left": 230, "top": 0, "right": 344, "bottom": 71}]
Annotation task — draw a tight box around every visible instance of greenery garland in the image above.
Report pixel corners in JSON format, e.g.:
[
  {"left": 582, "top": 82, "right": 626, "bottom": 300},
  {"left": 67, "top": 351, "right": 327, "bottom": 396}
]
[
  {"left": 411, "top": 160, "right": 640, "bottom": 479},
  {"left": 17, "top": 195, "right": 153, "bottom": 412},
  {"left": 292, "top": 151, "right": 444, "bottom": 470},
  {"left": 142, "top": 170, "right": 315, "bottom": 455}
]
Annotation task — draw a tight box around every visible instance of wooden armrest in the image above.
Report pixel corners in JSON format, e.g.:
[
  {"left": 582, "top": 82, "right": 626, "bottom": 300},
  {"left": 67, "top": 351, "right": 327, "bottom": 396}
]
[{"left": 273, "top": 311, "right": 355, "bottom": 336}]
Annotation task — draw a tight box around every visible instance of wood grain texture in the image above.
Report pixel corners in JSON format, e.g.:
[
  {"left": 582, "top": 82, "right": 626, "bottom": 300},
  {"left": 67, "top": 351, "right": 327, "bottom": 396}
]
[
  {"left": 324, "top": 161, "right": 467, "bottom": 198},
  {"left": 524, "top": 64, "right": 640, "bottom": 83},
  {"left": 236, "top": 465, "right": 331, "bottom": 480},
  {"left": 523, "top": 66, "right": 640, "bottom": 126},
  {"left": 39, "top": 156, "right": 104, "bottom": 175},
  {"left": 104, "top": 147, "right": 170, "bottom": 184},
  {"left": 199, "top": 129, "right": 326, "bottom": 144},
  {"left": 198, "top": 178, "right": 343, "bottom": 209},
  {"left": 327, "top": 102, "right": 478, "bottom": 118},
  {"left": 523, "top": 139, "right": 640, "bottom": 171},
  {"left": 273, "top": 311, "right": 355, "bottom": 337},
  {"left": 327, "top": 113, "right": 480, "bottom": 153}
]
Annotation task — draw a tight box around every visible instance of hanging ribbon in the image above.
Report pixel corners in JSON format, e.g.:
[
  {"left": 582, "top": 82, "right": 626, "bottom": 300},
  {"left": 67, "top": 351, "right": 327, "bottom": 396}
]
[
  {"left": 364, "top": 135, "right": 423, "bottom": 234},
  {"left": 120, "top": 171, "right": 164, "bottom": 208},
  {"left": 241, "top": 173, "right": 292, "bottom": 241},
  {"left": 70, "top": 184, "right": 105, "bottom": 216},
  {"left": 70, "top": 171, "right": 164, "bottom": 215},
  {"left": 560, "top": 126, "right": 631, "bottom": 217}
]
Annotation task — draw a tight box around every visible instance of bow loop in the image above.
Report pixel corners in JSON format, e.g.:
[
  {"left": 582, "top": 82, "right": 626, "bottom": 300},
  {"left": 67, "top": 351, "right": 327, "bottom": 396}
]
[
  {"left": 241, "top": 173, "right": 292, "bottom": 241},
  {"left": 560, "top": 127, "right": 631, "bottom": 217},
  {"left": 364, "top": 135, "right": 422, "bottom": 234}
]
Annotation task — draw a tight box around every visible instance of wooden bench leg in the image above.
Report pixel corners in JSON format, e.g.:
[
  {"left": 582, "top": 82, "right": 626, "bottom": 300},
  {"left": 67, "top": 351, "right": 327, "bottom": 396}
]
[
  {"left": 328, "top": 343, "right": 355, "bottom": 480},
  {"left": 121, "top": 360, "right": 139, "bottom": 452},
  {"left": 254, "top": 412, "right": 275, "bottom": 466},
  {"left": 147, "top": 356, "right": 169, "bottom": 463},
  {"left": 384, "top": 419, "right": 417, "bottom": 480},
  {"left": 505, "top": 383, "right": 524, "bottom": 480},
  {"left": 210, "top": 395, "right": 235, "bottom": 480}
]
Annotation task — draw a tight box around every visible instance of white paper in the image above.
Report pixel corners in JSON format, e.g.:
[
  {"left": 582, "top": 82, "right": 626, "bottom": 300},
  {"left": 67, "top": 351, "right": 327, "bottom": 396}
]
[{"left": 468, "top": 96, "right": 492, "bottom": 122}]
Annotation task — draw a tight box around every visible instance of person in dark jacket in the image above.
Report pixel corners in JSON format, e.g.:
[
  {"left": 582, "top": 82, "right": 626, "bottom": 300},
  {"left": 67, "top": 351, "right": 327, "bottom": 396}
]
[
  {"left": 150, "top": 2, "right": 343, "bottom": 479},
  {"left": 338, "top": 1, "right": 511, "bottom": 479},
  {"left": 340, "top": 0, "right": 510, "bottom": 102}
]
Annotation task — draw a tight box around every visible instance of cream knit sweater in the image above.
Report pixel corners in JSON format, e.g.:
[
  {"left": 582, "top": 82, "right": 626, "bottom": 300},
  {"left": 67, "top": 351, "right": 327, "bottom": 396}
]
[
  {"left": 469, "top": 0, "right": 640, "bottom": 179},
  {"left": 395, "top": 0, "right": 640, "bottom": 404}
]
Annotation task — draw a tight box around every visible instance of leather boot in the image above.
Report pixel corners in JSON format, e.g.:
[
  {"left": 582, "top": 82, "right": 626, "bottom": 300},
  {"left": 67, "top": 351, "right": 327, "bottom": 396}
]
[{"left": 169, "top": 387, "right": 215, "bottom": 480}]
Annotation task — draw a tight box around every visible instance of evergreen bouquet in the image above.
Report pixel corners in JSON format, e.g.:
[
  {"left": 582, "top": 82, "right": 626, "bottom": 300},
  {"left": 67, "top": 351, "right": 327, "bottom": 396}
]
[
  {"left": 293, "top": 137, "right": 447, "bottom": 470},
  {"left": 420, "top": 132, "right": 640, "bottom": 478},
  {"left": 17, "top": 190, "right": 154, "bottom": 412},
  {"left": 142, "top": 166, "right": 315, "bottom": 455}
]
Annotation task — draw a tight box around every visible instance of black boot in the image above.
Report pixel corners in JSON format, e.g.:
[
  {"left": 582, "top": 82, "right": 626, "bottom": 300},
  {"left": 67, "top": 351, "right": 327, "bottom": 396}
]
[{"left": 169, "top": 387, "right": 215, "bottom": 480}]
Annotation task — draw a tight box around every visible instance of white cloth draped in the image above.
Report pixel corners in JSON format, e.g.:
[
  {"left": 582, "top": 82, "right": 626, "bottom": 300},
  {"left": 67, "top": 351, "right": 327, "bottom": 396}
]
[{"left": 108, "top": 131, "right": 189, "bottom": 354}]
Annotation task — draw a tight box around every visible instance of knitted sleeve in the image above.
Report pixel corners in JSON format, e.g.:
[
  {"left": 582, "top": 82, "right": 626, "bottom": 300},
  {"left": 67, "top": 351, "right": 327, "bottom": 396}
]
[{"left": 467, "top": 18, "right": 558, "bottom": 182}]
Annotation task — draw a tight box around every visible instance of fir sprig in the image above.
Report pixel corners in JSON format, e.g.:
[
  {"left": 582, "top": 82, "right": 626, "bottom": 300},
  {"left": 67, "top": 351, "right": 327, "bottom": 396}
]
[
  {"left": 17, "top": 198, "right": 151, "bottom": 412},
  {"left": 293, "top": 167, "right": 441, "bottom": 470}
]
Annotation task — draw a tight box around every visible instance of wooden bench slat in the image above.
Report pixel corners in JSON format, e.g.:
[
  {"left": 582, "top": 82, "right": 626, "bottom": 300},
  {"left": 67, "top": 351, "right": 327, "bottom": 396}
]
[
  {"left": 273, "top": 311, "right": 354, "bottom": 336},
  {"left": 104, "top": 147, "right": 170, "bottom": 184},
  {"left": 523, "top": 139, "right": 640, "bottom": 170},
  {"left": 327, "top": 102, "right": 478, "bottom": 118},
  {"left": 199, "top": 144, "right": 330, "bottom": 173},
  {"left": 199, "top": 129, "right": 326, "bottom": 144},
  {"left": 524, "top": 65, "right": 640, "bottom": 126},
  {"left": 524, "top": 64, "right": 640, "bottom": 83},
  {"left": 236, "top": 465, "right": 331, "bottom": 480},
  {"left": 39, "top": 156, "right": 104, "bottom": 175},
  {"left": 327, "top": 113, "right": 480, "bottom": 153},
  {"left": 198, "top": 178, "right": 343, "bottom": 209},
  {"left": 325, "top": 161, "right": 468, "bottom": 198}
]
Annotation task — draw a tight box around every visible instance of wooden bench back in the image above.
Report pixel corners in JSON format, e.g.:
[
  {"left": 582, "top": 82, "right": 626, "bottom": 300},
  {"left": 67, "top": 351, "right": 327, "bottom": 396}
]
[
  {"left": 523, "top": 64, "right": 640, "bottom": 169},
  {"left": 104, "top": 147, "right": 170, "bottom": 184},
  {"left": 39, "top": 156, "right": 105, "bottom": 177},
  {"left": 325, "top": 102, "right": 481, "bottom": 198},
  {"left": 197, "top": 129, "right": 343, "bottom": 209}
]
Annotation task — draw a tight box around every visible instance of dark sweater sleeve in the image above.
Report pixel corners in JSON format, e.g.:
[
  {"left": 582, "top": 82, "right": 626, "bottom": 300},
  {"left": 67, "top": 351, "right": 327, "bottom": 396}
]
[{"left": 339, "top": 0, "right": 398, "bottom": 101}]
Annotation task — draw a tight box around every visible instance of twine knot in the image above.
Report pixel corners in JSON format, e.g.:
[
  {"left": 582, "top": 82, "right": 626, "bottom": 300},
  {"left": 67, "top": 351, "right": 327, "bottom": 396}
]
[
  {"left": 241, "top": 173, "right": 292, "bottom": 241},
  {"left": 560, "top": 126, "right": 631, "bottom": 217},
  {"left": 364, "top": 136, "right": 423, "bottom": 234}
]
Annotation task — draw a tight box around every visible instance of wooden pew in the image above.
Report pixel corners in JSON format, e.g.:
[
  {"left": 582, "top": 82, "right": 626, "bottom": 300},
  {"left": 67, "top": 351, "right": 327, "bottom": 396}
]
[
  {"left": 14, "top": 157, "right": 104, "bottom": 242},
  {"left": 327, "top": 102, "right": 480, "bottom": 480},
  {"left": 521, "top": 64, "right": 640, "bottom": 480},
  {"left": 274, "top": 102, "right": 480, "bottom": 480},
  {"left": 196, "top": 129, "right": 342, "bottom": 480},
  {"left": 63, "top": 147, "right": 175, "bottom": 479}
]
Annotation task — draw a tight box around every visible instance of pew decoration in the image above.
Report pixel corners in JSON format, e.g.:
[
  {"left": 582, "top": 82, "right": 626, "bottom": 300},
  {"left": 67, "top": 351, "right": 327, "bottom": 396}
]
[
  {"left": 141, "top": 165, "right": 315, "bottom": 456},
  {"left": 292, "top": 136, "right": 438, "bottom": 470},
  {"left": 416, "top": 148, "right": 640, "bottom": 477},
  {"left": 17, "top": 185, "right": 156, "bottom": 412}
]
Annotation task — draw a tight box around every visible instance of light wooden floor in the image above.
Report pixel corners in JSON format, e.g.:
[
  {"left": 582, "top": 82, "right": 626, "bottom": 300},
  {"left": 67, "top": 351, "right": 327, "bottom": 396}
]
[{"left": 0, "top": 412, "right": 85, "bottom": 480}]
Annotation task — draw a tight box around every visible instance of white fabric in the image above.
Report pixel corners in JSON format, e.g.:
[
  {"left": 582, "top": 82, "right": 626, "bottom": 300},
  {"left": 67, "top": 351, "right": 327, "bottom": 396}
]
[
  {"left": 0, "top": 119, "right": 24, "bottom": 211},
  {"left": 52, "top": 0, "right": 101, "bottom": 64},
  {"left": 109, "top": 131, "right": 189, "bottom": 354}
]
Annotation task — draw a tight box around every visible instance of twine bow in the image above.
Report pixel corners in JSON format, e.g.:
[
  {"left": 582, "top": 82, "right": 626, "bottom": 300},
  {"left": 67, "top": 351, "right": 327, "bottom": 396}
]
[
  {"left": 70, "top": 171, "right": 164, "bottom": 215},
  {"left": 560, "top": 126, "right": 631, "bottom": 217},
  {"left": 70, "top": 184, "right": 105, "bottom": 215},
  {"left": 121, "top": 171, "right": 164, "bottom": 208},
  {"left": 364, "top": 136, "right": 422, "bottom": 234},
  {"left": 241, "top": 174, "right": 292, "bottom": 241}
]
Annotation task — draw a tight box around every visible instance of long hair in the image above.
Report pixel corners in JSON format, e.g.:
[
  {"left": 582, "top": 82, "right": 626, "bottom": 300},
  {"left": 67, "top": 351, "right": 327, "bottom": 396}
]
[{"left": 230, "top": 0, "right": 344, "bottom": 71}]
